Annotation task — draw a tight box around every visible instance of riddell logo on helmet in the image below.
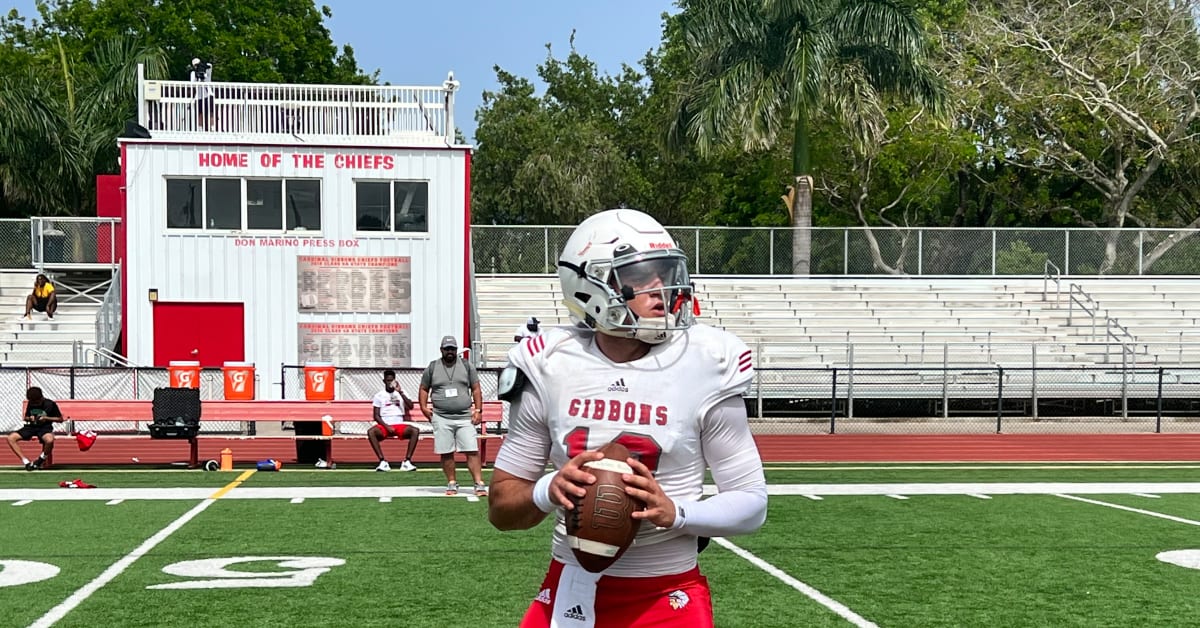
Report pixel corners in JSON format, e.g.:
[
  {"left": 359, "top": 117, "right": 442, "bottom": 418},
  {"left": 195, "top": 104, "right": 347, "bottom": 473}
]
[{"left": 647, "top": 242, "right": 673, "bottom": 249}]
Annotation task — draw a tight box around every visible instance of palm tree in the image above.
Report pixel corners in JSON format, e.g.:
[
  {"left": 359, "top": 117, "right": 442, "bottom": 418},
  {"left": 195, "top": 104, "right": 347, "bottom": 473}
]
[
  {"left": 670, "top": 0, "right": 946, "bottom": 273},
  {"left": 0, "top": 36, "right": 166, "bottom": 216}
]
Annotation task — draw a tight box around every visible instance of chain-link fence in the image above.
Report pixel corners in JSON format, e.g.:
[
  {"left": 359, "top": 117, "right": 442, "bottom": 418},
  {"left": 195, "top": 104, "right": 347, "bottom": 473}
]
[
  {"left": 472, "top": 226, "right": 1200, "bottom": 276},
  {"left": 0, "top": 217, "right": 120, "bottom": 270},
  {"left": 280, "top": 365, "right": 504, "bottom": 434},
  {"left": 0, "top": 366, "right": 241, "bottom": 434}
]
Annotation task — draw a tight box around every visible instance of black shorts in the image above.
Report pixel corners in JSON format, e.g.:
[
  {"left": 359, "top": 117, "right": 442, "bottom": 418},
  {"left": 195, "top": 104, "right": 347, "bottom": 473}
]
[
  {"left": 14, "top": 422, "right": 54, "bottom": 441},
  {"left": 32, "top": 296, "right": 50, "bottom": 312}
]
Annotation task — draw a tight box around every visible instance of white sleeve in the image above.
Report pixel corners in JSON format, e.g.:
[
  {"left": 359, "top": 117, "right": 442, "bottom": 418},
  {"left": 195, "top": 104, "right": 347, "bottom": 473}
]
[
  {"left": 672, "top": 395, "right": 767, "bottom": 538},
  {"left": 492, "top": 384, "right": 551, "bottom": 482},
  {"left": 371, "top": 393, "right": 383, "bottom": 408}
]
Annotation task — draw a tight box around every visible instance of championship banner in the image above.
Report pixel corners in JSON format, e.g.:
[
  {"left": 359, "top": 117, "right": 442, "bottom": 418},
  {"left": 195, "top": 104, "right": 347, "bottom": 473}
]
[
  {"left": 297, "top": 256, "right": 411, "bottom": 313},
  {"left": 298, "top": 323, "right": 410, "bottom": 367}
]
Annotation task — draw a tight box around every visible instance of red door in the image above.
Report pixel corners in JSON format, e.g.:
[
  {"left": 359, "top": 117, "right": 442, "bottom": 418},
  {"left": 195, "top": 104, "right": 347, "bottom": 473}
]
[{"left": 153, "top": 302, "right": 245, "bottom": 367}]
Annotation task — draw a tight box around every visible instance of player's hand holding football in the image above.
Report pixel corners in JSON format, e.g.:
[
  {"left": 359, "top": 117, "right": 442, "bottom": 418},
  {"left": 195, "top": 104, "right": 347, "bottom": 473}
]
[
  {"left": 548, "top": 449, "right": 606, "bottom": 510},
  {"left": 623, "top": 457, "right": 677, "bottom": 528}
]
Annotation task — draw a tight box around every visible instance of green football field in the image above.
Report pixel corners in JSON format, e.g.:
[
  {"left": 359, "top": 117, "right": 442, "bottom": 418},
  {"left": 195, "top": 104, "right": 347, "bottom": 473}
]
[{"left": 2, "top": 463, "right": 1200, "bottom": 627}]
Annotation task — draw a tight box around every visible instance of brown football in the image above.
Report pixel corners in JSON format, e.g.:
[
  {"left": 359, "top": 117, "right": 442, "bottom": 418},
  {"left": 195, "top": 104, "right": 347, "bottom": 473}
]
[{"left": 565, "top": 441, "right": 646, "bottom": 573}]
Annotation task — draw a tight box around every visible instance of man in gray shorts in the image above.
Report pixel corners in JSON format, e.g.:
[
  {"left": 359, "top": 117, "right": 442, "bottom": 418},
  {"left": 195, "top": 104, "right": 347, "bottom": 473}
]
[{"left": 419, "top": 335, "right": 487, "bottom": 496}]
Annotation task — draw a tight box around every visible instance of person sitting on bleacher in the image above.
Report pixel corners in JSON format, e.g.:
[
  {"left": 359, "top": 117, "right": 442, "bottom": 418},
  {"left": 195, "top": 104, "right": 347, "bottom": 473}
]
[
  {"left": 6, "top": 386, "right": 63, "bottom": 470},
  {"left": 23, "top": 274, "right": 58, "bottom": 320},
  {"left": 514, "top": 316, "right": 542, "bottom": 343}
]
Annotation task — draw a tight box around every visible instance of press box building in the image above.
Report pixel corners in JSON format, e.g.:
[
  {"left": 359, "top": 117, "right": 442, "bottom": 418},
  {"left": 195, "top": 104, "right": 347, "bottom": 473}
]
[{"left": 101, "top": 66, "right": 472, "bottom": 397}]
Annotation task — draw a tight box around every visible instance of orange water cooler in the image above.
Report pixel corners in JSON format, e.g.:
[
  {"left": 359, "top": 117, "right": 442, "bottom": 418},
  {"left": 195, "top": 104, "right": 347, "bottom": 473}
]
[
  {"left": 222, "top": 362, "right": 256, "bottom": 400},
  {"left": 303, "top": 362, "right": 336, "bottom": 401},
  {"left": 168, "top": 361, "right": 201, "bottom": 389}
]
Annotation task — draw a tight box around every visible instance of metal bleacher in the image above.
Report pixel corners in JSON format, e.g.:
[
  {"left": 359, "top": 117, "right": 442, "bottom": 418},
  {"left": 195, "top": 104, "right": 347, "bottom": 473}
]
[
  {"left": 473, "top": 275, "right": 1200, "bottom": 370},
  {"left": 0, "top": 271, "right": 100, "bottom": 365}
]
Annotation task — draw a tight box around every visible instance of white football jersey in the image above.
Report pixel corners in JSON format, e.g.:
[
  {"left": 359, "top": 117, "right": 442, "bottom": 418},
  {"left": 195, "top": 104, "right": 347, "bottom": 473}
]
[{"left": 494, "top": 324, "right": 754, "bottom": 577}]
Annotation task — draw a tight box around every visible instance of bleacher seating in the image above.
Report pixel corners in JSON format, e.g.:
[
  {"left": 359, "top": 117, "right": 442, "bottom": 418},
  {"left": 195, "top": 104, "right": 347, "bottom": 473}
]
[
  {"left": 474, "top": 275, "right": 1200, "bottom": 369},
  {"left": 0, "top": 271, "right": 99, "bottom": 365}
]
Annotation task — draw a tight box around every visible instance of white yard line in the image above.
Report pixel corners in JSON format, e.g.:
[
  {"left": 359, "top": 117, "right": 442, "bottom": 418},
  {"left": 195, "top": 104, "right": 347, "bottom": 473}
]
[
  {"left": 290, "top": 497, "right": 305, "bottom": 504},
  {"left": 28, "top": 498, "right": 216, "bottom": 628},
  {"left": 968, "top": 494, "right": 992, "bottom": 500},
  {"left": 1132, "top": 493, "right": 1160, "bottom": 499},
  {"left": 12, "top": 499, "right": 30, "bottom": 506},
  {"left": 104, "top": 499, "right": 123, "bottom": 506},
  {"left": 26, "top": 470, "right": 256, "bottom": 628},
  {"left": 1054, "top": 494, "right": 1200, "bottom": 527},
  {"left": 379, "top": 496, "right": 392, "bottom": 503},
  {"left": 885, "top": 494, "right": 908, "bottom": 500},
  {"left": 713, "top": 537, "right": 878, "bottom": 628},
  {"left": 6, "top": 482, "right": 1200, "bottom": 503}
]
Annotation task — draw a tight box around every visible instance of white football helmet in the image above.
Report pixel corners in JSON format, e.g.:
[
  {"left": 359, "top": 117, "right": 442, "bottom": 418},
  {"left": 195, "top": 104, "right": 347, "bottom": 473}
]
[{"left": 557, "top": 209, "right": 696, "bottom": 344}]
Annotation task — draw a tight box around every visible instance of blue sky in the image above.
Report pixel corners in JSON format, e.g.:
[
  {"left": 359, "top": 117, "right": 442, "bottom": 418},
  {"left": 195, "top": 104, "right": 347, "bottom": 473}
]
[{"left": 5, "top": 0, "right": 678, "bottom": 143}]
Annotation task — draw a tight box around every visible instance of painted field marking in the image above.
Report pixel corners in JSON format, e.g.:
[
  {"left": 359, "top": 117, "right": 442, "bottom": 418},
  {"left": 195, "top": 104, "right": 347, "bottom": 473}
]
[
  {"left": 28, "top": 470, "right": 256, "bottom": 628},
  {"left": 1055, "top": 494, "right": 1200, "bottom": 527},
  {"left": 28, "top": 499, "right": 217, "bottom": 628},
  {"left": 803, "top": 495, "right": 823, "bottom": 501},
  {"left": 968, "top": 494, "right": 992, "bottom": 500},
  {"left": 12, "top": 500, "right": 31, "bottom": 506},
  {"left": 886, "top": 494, "right": 908, "bottom": 500},
  {"left": 379, "top": 496, "right": 392, "bottom": 503},
  {"left": 105, "top": 500, "right": 123, "bottom": 506},
  {"left": 714, "top": 537, "right": 878, "bottom": 628},
  {"left": 290, "top": 498, "right": 305, "bottom": 504},
  {"left": 1133, "top": 493, "right": 1160, "bottom": 499}
]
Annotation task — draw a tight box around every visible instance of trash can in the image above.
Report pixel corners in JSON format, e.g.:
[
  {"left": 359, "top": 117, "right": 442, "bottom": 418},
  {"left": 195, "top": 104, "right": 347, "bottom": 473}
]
[
  {"left": 168, "top": 361, "right": 202, "bottom": 389},
  {"left": 222, "top": 362, "right": 255, "bottom": 400},
  {"left": 303, "top": 362, "right": 336, "bottom": 401},
  {"left": 43, "top": 228, "right": 67, "bottom": 263},
  {"left": 297, "top": 362, "right": 335, "bottom": 464},
  {"left": 294, "top": 420, "right": 330, "bottom": 465}
]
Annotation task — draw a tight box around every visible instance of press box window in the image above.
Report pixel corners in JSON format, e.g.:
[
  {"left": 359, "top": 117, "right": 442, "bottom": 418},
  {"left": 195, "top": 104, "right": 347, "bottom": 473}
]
[
  {"left": 247, "top": 179, "right": 321, "bottom": 231},
  {"left": 167, "top": 177, "right": 321, "bottom": 232},
  {"left": 355, "top": 180, "right": 428, "bottom": 233}
]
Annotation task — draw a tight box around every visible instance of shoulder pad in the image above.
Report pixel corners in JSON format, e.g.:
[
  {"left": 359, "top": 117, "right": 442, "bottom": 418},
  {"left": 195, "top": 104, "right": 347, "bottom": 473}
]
[{"left": 496, "top": 365, "right": 528, "bottom": 402}]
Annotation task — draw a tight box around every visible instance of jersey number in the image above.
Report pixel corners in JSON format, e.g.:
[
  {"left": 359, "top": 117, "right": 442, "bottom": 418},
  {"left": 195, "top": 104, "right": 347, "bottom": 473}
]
[{"left": 564, "top": 427, "right": 663, "bottom": 473}]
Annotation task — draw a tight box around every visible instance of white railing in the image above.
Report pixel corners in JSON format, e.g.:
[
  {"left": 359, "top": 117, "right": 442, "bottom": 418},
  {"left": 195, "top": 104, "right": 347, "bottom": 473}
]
[
  {"left": 137, "top": 65, "right": 460, "bottom": 146},
  {"left": 95, "top": 264, "right": 122, "bottom": 356}
]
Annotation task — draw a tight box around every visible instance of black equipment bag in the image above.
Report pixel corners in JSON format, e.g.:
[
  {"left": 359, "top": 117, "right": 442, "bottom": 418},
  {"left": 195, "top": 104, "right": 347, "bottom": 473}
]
[{"left": 149, "top": 387, "right": 202, "bottom": 439}]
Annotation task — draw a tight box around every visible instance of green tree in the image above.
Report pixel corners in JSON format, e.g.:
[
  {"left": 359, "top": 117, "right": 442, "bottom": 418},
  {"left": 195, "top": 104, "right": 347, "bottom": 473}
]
[
  {"left": 960, "top": 0, "right": 1200, "bottom": 273},
  {"left": 0, "top": 35, "right": 166, "bottom": 216},
  {"left": 669, "top": 0, "right": 946, "bottom": 273},
  {"left": 28, "top": 0, "right": 372, "bottom": 84}
]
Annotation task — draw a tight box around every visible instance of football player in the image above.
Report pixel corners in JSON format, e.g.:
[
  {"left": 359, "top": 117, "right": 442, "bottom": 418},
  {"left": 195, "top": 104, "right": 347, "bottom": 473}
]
[{"left": 488, "top": 208, "right": 768, "bottom": 627}]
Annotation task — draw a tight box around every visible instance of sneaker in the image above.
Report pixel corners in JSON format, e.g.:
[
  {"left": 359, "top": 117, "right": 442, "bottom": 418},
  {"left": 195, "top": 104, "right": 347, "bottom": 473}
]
[
  {"left": 375, "top": 460, "right": 391, "bottom": 472},
  {"left": 315, "top": 459, "right": 330, "bottom": 469},
  {"left": 23, "top": 462, "right": 34, "bottom": 471},
  {"left": 30, "top": 457, "right": 45, "bottom": 470},
  {"left": 398, "top": 460, "right": 417, "bottom": 472},
  {"left": 445, "top": 482, "right": 459, "bottom": 495},
  {"left": 474, "top": 483, "right": 488, "bottom": 497}
]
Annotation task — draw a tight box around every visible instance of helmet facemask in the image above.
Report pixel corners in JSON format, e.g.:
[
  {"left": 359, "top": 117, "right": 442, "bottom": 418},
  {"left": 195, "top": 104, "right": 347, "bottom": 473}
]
[{"left": 564, "top": 247, "right": 696, "bottom": 344}]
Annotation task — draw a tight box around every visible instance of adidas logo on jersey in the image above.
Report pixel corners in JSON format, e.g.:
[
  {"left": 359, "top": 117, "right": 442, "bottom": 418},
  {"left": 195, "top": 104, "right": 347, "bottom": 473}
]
[
  {"left": 563, "top": 604, "right": 587, "bottom": 621},
  {"left": 535, "top": 588, "right": 551, "bottom": 605},
  {"left": 607, "top": 377, "right": 628, "bottom": 392}
]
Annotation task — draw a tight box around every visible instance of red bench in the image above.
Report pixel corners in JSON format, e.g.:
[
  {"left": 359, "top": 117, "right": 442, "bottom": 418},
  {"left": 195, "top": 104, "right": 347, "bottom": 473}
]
[{"left": 41, "top": 399, "right": 505, "bottom": 468}]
